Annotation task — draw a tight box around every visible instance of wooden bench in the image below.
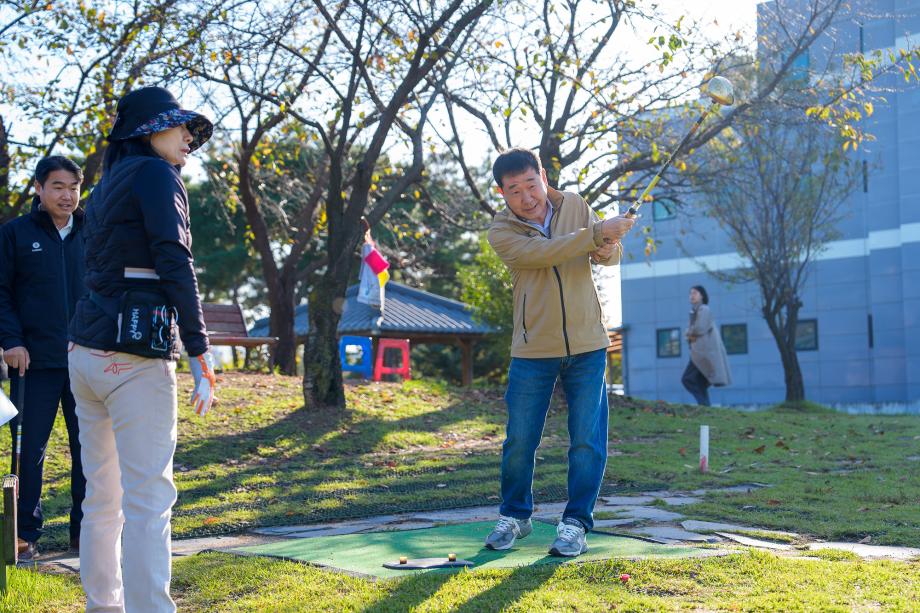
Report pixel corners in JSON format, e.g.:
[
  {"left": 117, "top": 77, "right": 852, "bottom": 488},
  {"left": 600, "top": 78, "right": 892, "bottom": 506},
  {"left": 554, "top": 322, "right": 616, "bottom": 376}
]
[{"left": 202, "top": 303, "right": 279, "bottom": 348}]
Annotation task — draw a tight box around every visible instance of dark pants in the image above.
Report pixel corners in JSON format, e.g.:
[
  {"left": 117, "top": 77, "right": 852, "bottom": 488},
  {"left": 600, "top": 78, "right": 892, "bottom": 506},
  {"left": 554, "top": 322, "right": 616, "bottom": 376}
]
[
  {"left": 9, "top": 368, "right": 85, "bottom": 543},
  {"left": 500, "top": 348, "right": 608, "bottom": 531},
  {"left": 681, "top": 360, "right": 711, "bottom": 406}
]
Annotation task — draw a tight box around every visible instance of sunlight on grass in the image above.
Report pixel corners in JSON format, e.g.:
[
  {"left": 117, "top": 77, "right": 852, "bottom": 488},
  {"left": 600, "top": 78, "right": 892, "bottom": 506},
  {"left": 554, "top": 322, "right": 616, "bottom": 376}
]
[
  {"left": 0, "top": 567, "right": 83, "bottom": 613},
  {"left": 8, "top": 374, "right": 919, "bottom": 550},
  {"left": 165, "top": 551, "right": 920, "bottom": 612}
]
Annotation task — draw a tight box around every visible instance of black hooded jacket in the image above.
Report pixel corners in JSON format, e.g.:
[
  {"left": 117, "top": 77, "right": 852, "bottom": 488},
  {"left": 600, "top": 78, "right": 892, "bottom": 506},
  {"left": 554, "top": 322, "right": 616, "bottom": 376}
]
[
  {"left": 0, "top": 197, "right": 87, "bottom": 369},
  {"left": 68, "top": 155, "right": 209, "bottom": 358}
]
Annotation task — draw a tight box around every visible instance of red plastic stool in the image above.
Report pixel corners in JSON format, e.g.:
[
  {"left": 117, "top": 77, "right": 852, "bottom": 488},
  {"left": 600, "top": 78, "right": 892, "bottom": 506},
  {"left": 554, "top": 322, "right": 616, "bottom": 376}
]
[{"left": 373, "top": 338, "right": 411, "bottom": 381}]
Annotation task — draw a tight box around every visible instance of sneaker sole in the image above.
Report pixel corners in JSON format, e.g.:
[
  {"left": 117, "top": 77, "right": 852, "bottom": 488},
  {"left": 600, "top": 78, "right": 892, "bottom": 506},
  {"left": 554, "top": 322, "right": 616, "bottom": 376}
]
[{"left": 548, "top": 543, "right": 588, "bottom": 557}]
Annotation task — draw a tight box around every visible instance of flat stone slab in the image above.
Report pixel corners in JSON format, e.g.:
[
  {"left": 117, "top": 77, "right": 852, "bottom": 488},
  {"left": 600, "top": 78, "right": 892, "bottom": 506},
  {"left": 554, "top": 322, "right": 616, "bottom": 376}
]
[
  {"left": 691, "top": 484, "right": 768, "bottom": 496},
  {"left": 173, "top": 534, "right": 278, "bottom": 555},
  {"left": 658, "top": 497, "right": 702, "bottom": 506},
  {"left": 411, "top": 505, "right": 496, "bottom": 523},
  {"left": 808, "top": 543, "right": 920, "bottom": 560},
  {"left": 631, "top": 526, "right": 720, "bottom": 543},
  {"left": 681, "top": 520, "right": 759, "bottom": 533},
  {"left": 609, "top": 506, "right": 684, "bottom": 521},
  {"left": 593, "top": 518, "right": 639, "bottom": 528},
  {"left": 533, "top": 501, "right": 569, "bottom": 514},
  {"left": 641, "top": 490, "right": 679, "bottom": 498},
  {"left": 601, "top": 495, "right": 656, "bottom": 506},
  {"left": 36, "top": 555, "right": 80, "bottom": 573},
  {"left": 716, "top": 532, "right": 792, "bottom": 550},
  {"left": 36, "top": 533, "right": 276, "bottom": 573},
  {"left": 252, "top": 515, "right": 407, "bottom": 537}
]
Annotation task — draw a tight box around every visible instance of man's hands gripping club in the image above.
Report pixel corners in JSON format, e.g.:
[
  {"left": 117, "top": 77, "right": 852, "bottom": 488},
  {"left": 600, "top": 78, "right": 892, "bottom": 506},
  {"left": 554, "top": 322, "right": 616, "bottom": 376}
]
[
  {"left": 592, "top": 215, "right": 636, "bottom": 261},
  {"left": 189, "top": 352, "right": 217, "bottom": 416}
]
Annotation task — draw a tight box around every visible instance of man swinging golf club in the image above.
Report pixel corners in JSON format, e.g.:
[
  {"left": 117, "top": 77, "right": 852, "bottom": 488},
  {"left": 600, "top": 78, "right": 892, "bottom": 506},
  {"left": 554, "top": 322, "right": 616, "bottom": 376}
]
[
  {"left": 484, "top": 76, "right": 734, "bottom": 557},
  {"left": 484, "top": 148, "right": 634, "bottom": 556}
]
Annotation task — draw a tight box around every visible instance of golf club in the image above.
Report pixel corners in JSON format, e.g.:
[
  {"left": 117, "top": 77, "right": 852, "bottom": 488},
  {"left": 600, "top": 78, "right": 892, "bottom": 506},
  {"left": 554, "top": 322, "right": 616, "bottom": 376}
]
[
  {"left": 623, "top": 75, "right": 735, "bottom": 220},
  {"left": 14, "top": 372, "right": 23, "bottom": 484}
]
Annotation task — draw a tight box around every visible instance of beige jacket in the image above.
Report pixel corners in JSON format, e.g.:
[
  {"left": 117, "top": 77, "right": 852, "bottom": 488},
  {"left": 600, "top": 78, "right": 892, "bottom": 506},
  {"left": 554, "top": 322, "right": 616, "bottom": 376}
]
[
  {"left": 488, "top": 187, "right": 620, "bottom": 358},
  {"left": 688, "top": 304, "right": 732, "bottom": 386}
]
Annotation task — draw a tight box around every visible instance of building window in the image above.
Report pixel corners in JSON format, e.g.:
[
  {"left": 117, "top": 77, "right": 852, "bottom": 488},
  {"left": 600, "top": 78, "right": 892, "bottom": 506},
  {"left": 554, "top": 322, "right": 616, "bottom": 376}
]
[
  {"left": 790, "top": 49, "right": 809, "bottom": 81},
  {"left": 657, "top": 328, "right": 681, "bottom": 358},
  {"left": 795, "top": 319, "right": 818, "bottom": 351},
  {"left": 721, "top": 324, "right": 748, "bottom": 355},
  {"left": 652, "top": 199, "right": 676, "bottom": 221}
]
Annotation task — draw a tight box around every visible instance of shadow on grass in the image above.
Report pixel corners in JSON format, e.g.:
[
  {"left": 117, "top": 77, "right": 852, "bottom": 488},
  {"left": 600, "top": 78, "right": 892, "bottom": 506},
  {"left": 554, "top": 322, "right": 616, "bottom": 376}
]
[
  {"left": 167, "top": 397, "right": 525, "bottom": 534},
  {"left": 362, "top": 556, "right": 557, "bottom": 613}
]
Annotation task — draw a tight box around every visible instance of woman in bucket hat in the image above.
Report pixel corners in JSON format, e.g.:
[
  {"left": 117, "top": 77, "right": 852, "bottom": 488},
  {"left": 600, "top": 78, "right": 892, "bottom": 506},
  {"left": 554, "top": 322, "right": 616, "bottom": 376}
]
[{"left": 68, "top": 86, "right": 217, "bottom": 613}]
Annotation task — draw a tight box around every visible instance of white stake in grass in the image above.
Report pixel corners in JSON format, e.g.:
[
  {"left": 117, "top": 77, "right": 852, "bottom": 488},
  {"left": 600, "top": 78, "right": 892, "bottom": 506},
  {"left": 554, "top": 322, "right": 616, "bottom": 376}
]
[{"left": 699, "top": 425, "right": 710, "bottom": 473}]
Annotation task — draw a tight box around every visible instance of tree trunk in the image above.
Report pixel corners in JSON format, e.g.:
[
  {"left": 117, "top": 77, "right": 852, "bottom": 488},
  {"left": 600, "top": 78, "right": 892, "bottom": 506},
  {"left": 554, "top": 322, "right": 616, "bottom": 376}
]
[
  {"left": 268, "top": 277, "right": 298, "bottom": 375},
  {"left": 764, "top": 300, "right": 805, "bottom": 403},
  {"left": 302, "top": 269, "right": 348, "bottom": 408},
  {"left": 539, "top": 137, "right": 563, "bottom": 187},
  {"left": 776, "top": 340, "right": 805, "bottom": 402},
  {"left": 0, "top": 117, "right": 10, "bottom": 223},
  {"left": 81, "top": 138, "right": 107, "bottom": 187}
]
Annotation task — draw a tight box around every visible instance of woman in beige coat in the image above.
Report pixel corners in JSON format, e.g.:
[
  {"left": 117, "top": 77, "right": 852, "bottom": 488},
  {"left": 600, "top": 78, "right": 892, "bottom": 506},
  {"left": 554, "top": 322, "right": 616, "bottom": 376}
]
[{"left": 682, "top": 285, "right": 731, "bottom": 406}]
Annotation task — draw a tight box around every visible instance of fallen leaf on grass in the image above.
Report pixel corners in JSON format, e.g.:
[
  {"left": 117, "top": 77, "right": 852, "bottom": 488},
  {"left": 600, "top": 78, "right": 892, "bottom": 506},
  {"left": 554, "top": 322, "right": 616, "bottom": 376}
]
[
  {"left": 678, "top": 447, "right": 687, "bottom": 456},
  {"left": 767, "top": 499, "right": 782, "bottom": 506},
  {"left": 203, "top": 517, "right": 220, "bottom": 525},
  {"left": 753, "top": 445, "right": 766, "bottom": 454},
  {"left": 775, "top": 440, "right": 789, "bottom": 449}
]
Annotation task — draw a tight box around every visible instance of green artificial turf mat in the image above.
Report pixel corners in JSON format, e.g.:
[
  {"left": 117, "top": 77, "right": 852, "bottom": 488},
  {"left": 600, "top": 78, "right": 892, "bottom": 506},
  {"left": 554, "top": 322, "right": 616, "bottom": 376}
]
[{"left": 229, "top": 521, "right": 710, "bottom": 578}]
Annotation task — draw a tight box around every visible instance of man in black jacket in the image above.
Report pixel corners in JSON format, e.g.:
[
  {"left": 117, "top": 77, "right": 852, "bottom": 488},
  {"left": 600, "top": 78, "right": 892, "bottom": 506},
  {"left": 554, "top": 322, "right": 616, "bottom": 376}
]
[{"left": 0, "top": 155, "right": 87, "bottom": 561}]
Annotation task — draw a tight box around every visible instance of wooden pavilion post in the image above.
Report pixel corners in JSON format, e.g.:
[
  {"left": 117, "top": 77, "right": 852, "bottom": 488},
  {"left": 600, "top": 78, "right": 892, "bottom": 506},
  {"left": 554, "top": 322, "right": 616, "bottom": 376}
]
[{"left": 459, "top": 339, "right": 474, "bottom": 387}]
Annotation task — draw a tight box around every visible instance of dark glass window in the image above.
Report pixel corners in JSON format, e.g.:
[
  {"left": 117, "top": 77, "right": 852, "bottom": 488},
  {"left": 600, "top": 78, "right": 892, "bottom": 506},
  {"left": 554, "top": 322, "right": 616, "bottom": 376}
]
[
  {"left": 652, "top": 199, "right": 676, "bottom": 221},
  {"left": 790, "top": 49, "right": 809, "bottom": 80},
  {"left": 657, "top": 328, "right": 681, "bottom": 358},
  {"left": 795, "top": 319, "right": 818, "bottom": 351},
  {"left": 721, "top": 324, "right": 748, "bottom": 355}
]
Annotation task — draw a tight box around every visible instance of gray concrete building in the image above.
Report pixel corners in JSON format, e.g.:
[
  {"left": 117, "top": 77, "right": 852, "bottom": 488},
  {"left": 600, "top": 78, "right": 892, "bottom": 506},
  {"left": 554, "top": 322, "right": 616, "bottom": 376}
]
[{"left": 620, "top": 0, "right": 919, "bottom": 405}]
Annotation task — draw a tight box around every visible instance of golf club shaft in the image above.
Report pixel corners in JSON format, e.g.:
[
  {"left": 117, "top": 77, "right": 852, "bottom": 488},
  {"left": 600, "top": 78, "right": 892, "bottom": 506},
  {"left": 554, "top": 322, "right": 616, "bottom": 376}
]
[
  {"left": 625, "top": 100, "right": 720, "bottom": 219},
  {"left": 15, "top": 372, "right": 24, "bottom": 479}
]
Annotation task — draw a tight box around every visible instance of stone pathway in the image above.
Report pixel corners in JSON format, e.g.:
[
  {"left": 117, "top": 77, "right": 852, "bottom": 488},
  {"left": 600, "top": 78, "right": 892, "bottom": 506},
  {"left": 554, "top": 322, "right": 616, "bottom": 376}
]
[{"left": 34, "top": 483, "right": 920, "bottom": 574}]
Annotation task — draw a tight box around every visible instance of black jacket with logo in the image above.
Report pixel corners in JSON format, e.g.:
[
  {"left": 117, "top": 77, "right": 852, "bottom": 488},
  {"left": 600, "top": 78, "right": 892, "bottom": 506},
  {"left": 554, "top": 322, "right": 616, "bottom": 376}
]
[
  {"left": 68, "top": 155, "right": 209, "bottom": 359},
  {"left": 0, "top": 197, "right": 87, "bottom": 369}
]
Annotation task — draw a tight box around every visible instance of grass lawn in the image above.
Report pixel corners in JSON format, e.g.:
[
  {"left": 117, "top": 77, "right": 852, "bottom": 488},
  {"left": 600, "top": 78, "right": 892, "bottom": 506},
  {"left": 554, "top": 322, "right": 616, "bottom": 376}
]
[
  {"left": 8, "top": 550, "right": 920, "bottom": 612},
  {"left": 4, "top": 373, "right": 919, "bottom": 610}
]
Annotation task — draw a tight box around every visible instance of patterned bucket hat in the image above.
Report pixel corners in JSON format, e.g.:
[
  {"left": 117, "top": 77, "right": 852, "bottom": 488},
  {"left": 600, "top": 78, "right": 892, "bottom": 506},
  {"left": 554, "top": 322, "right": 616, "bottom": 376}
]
[{"left": 107, "top": 87, "right": 213, "bottom": 152}]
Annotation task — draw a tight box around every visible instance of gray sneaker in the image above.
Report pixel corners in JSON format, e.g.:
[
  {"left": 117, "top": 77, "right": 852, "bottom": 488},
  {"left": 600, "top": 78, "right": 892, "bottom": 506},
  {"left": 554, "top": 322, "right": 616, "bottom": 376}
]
[
  {"left": 549, "top": 518, "right": 588, "bottom": 557},
  {"left": 484, "top": 515, "right": 533, "bottom": 550}
]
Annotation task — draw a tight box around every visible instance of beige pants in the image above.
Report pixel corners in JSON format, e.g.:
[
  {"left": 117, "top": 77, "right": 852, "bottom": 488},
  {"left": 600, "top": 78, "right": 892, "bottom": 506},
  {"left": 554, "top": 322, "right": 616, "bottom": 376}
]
[{"left": 68, "top": 344, "right": 178, "bottom": 613}]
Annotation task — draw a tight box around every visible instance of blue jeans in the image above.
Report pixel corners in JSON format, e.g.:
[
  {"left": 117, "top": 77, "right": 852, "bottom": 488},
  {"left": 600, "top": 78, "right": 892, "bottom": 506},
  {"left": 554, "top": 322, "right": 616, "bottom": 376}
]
[
  {"left": 499, "top": 348, "right": 608, "bottom": 531},
  {"left": 681, "top": 360, "right": 711, "bottom": 406}
]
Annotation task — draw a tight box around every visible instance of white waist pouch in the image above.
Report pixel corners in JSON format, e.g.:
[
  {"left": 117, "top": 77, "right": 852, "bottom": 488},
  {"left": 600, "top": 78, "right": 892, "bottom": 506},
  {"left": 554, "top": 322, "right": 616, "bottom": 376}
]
[{"left": 0, "top": 388, "right": 17, "bottom": 426}]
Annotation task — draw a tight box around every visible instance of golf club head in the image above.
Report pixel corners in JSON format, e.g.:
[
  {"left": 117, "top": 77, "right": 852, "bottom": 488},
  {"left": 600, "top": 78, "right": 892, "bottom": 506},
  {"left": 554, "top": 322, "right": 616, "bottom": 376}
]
[{"left": 703, "top": 76, "right": 735, "bottom": 106}]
